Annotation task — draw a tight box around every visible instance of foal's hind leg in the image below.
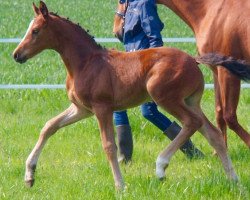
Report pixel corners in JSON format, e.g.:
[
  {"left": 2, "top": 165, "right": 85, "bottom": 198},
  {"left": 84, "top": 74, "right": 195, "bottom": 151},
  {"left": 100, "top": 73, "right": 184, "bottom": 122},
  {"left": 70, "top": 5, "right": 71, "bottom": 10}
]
[
  {"left": 155, "top": 102, "right": 202, "bottom": 179},
  {"left": 25, "top": 103, "right": 92, "bottom": 187},
  {"left": 186, "top": 91, "right": 238, "bottom": 181}
]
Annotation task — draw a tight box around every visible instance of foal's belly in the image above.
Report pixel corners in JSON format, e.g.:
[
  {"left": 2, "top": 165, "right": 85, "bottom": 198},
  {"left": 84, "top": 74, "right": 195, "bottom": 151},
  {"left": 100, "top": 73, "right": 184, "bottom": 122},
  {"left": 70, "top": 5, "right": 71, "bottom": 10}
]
[{"left": 113, "top": 88, "right": 152, "bottom": 111}]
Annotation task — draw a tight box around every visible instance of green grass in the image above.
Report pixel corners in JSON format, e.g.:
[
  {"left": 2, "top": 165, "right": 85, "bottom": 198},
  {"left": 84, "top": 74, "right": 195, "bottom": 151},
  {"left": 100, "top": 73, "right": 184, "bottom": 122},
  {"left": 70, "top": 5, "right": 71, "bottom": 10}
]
[
  {"left": 0, "top": 0, "right": 250, "bottom": 199},
  {"left": 0, "top": 90, "right": 250, "bottom": 199}
]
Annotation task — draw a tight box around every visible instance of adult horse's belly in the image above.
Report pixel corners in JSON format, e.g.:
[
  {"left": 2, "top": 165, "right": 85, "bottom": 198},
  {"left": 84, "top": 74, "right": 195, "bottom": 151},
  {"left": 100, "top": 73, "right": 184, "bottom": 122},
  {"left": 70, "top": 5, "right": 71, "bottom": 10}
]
[{"left": 195, "top": 7, "right": 250, "bottom": 60}]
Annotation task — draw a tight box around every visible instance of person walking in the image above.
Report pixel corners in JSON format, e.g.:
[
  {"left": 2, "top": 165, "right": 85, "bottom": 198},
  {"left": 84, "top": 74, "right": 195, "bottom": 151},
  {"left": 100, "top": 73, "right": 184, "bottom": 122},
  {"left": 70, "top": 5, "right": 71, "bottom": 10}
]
[{"left": 114, "top": 0, "right": 204, "bottom": 163}]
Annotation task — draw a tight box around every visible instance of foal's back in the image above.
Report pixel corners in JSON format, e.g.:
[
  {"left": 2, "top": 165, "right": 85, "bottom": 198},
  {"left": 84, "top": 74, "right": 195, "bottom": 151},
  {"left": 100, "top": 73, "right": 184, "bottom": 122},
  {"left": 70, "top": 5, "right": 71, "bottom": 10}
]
[{"left": 105, "top": 47, "right": 203, "bottom": 110}]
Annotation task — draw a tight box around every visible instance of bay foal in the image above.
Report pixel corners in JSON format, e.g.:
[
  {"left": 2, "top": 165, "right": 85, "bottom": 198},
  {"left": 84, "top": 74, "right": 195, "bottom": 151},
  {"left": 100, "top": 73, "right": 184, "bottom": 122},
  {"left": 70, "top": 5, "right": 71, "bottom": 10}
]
[
  {"left": 113, "top": 0, "right": 250, "bottom": 148},
  {"left": 13, "top": 1, "right": 248, "bottom": 189}
]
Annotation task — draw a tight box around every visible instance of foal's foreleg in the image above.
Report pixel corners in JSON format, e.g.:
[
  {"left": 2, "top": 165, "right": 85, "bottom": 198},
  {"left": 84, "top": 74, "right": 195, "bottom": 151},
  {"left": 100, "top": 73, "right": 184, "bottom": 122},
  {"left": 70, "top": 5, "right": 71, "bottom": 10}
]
[
  {"left": 25, "top": 104, "right": 92, "bottom": 187},
  {"left": 94, "top": 106, "right": 124, "bottom": 190}
]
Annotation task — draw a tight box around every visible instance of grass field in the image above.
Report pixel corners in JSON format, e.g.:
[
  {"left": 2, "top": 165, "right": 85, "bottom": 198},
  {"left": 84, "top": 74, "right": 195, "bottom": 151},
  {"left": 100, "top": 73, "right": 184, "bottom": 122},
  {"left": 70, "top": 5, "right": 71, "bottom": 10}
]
[{"left": 0, "top": 1, "right": 250, "bottom": 199}]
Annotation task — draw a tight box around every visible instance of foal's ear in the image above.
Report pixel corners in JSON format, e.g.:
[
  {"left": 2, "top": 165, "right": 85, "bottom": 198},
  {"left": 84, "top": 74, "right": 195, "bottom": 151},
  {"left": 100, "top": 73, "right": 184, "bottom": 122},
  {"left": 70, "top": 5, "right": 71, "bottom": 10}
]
[
  {"left": 32, "top": 2, "right": 40, "bottom": 16},
  {"left": 39, "top": 1, "right": 49, "bottom": 19}
]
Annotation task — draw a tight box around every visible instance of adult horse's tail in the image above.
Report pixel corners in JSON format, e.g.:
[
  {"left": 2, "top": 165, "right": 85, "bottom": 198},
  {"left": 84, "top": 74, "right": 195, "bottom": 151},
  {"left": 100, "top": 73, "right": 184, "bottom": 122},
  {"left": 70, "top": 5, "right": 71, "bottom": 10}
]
[{"left": 196, "top": 53, "right": 250, "bottom": 81}]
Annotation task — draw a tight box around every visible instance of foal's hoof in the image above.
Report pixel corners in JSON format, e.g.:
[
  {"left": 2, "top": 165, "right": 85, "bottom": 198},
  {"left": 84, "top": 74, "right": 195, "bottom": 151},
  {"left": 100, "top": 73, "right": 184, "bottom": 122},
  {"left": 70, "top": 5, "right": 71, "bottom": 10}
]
[
  {"left": 159, "top": 176, "right": 166, "bottom": 181},
  {"left": 115, "top": 183, "right": 125, "bottom": 191},
  {"left": 25, "top": 179, "right": 35, "bottom": 188},
  {"left": 212, "top": 150, "right": 218, "bottom": 156},
  {"left": 156, "top": 157, "right": 169, "bottom": 180},
  {"left": 156, "top": 164, "right": 168, "bottom": 180},
  {"left": 230, "top": 174, "right": 239, "bottom": 183}
]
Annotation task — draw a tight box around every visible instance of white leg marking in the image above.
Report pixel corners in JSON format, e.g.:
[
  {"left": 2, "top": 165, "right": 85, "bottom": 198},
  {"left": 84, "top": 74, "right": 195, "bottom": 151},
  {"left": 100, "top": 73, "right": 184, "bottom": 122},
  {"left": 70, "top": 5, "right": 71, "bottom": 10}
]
[{"left": 156, "top": 156, "right": 169, "bottom": 179}]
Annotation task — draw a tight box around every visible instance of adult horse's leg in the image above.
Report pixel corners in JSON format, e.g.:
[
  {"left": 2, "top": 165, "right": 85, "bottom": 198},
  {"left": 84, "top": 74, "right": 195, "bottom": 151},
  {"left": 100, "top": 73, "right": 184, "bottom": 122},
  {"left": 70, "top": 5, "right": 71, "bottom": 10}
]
[
  {"left": 25, "top": 103, "right": 92, "bottom": 187},
  {"left": 218, "top": 68, "right": 250, "bottom": 147},
  {"left": 213, "top": 70, "right": 227, "bottom": 144},
  {"left": 94, "top": 105, "right": 124, "bottom": 189}
]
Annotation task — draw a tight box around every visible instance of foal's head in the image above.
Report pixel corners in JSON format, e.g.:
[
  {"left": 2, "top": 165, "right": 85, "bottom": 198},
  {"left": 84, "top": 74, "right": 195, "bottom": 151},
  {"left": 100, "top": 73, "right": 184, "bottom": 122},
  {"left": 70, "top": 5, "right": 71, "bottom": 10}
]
[
  {"left": 113, "top": 0, "right": 127, "bottom": 42},
  {"left": 13, "top": 1, "right": 56, "bottom": 63}
]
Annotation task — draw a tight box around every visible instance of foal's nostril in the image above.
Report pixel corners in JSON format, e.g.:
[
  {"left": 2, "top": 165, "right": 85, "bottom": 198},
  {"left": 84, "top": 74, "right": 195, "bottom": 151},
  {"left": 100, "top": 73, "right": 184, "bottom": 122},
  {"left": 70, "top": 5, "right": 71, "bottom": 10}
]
[
  {"left": 13, "top": 52, "right": 27, "bottom": 63},
  {"left": 13, "top": 53, "right": 19, "bottom": 61}
]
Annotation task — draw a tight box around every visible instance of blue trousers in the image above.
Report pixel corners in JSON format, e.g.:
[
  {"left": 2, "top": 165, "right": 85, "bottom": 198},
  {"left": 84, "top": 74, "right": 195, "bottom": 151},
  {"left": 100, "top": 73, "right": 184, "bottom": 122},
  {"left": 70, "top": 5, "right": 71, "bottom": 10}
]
[{"left": 114, "top": 102, "right": 172, "bottom": 131}]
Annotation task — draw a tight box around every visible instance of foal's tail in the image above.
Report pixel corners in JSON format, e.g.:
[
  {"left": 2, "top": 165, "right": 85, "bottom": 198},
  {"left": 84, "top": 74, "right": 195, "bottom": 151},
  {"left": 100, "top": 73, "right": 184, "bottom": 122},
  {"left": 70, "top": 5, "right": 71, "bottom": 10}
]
[{"left": 195, "top": 53, "right": 250, "bottom": 81}]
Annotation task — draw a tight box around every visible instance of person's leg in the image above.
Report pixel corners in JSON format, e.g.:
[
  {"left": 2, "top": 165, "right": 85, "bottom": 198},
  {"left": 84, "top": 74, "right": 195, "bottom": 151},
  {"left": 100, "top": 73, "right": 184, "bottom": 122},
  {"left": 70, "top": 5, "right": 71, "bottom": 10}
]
[
  {"left": 114, "top": 110, "right": 133, "bottom": 162},
  {"left": 141, "top": 102, "right": 204, "bottom": 158}
]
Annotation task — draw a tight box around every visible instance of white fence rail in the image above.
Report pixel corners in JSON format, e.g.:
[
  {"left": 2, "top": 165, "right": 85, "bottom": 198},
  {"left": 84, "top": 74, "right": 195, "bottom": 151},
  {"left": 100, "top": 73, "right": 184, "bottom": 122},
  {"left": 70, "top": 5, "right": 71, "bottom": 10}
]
[
  {"left": 0, "top": 37, "right": 196, "bottom": 43},
  {"left": 1, "top": 84, "right": 250, "bottom": 90}
]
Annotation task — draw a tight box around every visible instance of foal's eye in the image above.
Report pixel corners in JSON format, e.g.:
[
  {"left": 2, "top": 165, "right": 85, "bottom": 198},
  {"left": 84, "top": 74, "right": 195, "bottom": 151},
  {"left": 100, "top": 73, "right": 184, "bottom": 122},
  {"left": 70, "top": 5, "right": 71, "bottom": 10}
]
[{"left": 32, "top": 29, "right": 39, "bottom": 35}]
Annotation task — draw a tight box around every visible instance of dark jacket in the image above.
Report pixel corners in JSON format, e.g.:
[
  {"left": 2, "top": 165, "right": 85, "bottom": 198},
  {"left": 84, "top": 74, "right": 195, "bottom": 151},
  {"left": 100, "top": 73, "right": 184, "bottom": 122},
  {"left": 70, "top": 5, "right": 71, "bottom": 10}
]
[{"left": 123, "top": 0, "right": 164, "bottom": 51}]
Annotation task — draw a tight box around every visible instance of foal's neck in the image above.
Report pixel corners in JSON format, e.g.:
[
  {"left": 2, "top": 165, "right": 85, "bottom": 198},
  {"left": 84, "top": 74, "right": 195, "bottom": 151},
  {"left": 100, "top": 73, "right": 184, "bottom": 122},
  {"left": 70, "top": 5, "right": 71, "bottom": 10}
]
[
  {"left": 157, "top": 0, "right": 209, "bottom": 32},
  {"left": 51, "top": 16, "right": 103, "bottom": 76}
]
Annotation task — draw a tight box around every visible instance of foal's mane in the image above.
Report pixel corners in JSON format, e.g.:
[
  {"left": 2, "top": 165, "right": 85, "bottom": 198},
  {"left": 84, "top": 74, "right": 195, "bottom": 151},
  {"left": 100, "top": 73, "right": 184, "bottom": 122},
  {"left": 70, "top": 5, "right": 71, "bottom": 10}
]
[{"left": 49, "top": 12, "right": 103, "bottom": 49}]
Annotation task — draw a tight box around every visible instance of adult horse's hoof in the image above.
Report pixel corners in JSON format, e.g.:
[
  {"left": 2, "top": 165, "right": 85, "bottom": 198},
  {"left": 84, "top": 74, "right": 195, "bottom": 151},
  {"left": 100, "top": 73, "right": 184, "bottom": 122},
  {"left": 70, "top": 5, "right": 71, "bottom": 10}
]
[{"left": 25, "top": 179, "right": 35, "bottom": 188}]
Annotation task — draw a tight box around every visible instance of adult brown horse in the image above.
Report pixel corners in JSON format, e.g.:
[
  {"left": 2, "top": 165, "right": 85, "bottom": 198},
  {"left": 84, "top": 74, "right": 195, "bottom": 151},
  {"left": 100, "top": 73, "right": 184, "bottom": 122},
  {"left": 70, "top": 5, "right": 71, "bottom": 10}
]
[
  {"left": 113, "top": 0, "right": 250, "bottom": 149},
  {"left": 13, "top": 1, "right": 249, "bottom": 189}
]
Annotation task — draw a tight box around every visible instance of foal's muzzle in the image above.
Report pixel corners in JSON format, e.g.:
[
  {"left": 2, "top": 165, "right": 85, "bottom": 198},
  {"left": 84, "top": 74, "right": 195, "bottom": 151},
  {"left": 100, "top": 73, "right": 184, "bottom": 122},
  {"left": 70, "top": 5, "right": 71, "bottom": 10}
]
[{"left": 13, "top": 52, "right": 27, "bottom": 64}]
